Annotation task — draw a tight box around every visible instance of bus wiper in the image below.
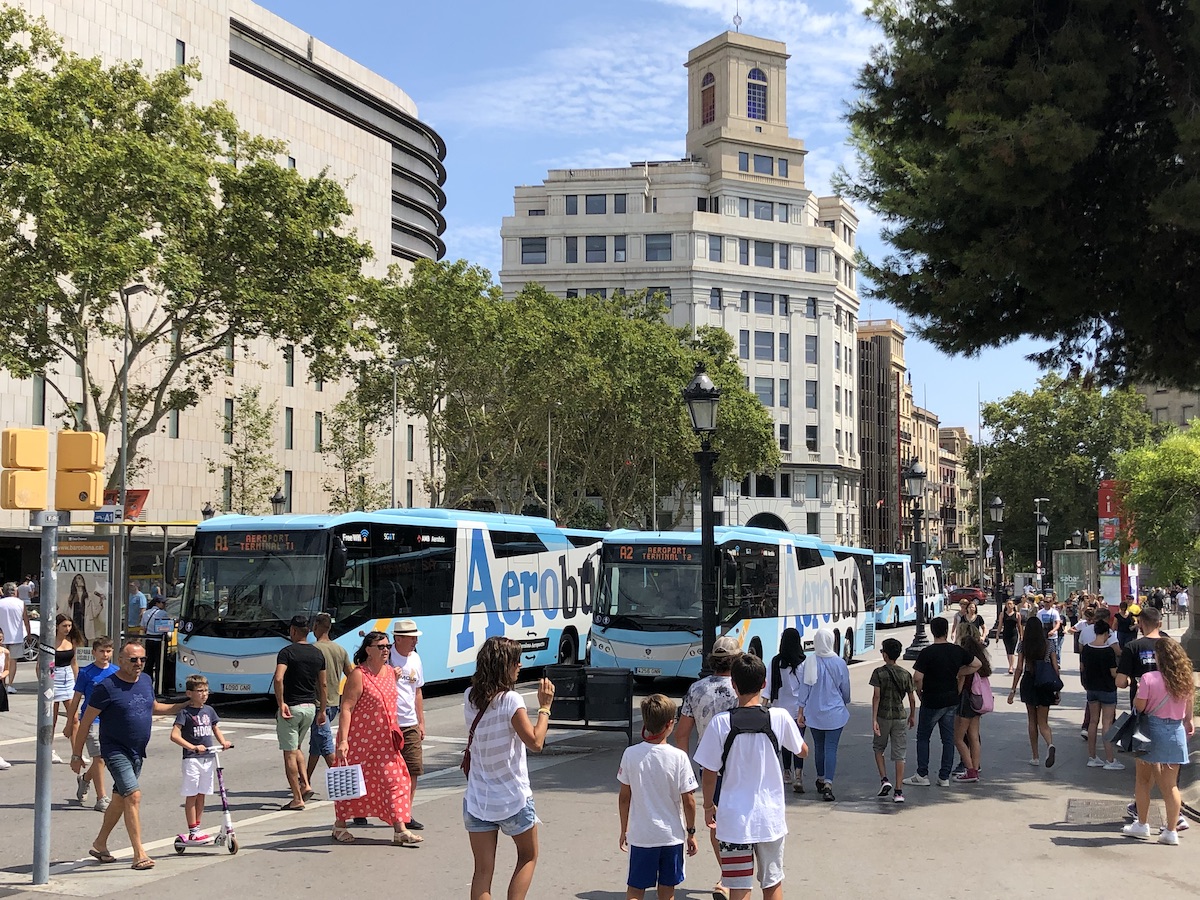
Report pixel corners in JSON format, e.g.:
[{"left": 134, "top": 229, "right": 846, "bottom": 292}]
[{"left": 600, "top": 614, "right": 644, "bottom": 631}]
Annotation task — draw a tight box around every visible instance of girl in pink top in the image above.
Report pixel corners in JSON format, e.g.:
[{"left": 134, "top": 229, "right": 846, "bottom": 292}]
[{"left": 1121, "top": 638, "right": 1195, "bottom": 845}]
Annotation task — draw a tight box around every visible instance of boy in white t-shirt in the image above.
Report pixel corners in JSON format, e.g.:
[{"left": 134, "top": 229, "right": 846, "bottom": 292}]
[
  {"left": 695, "top": 654, "right": 806, "bottom": 900},
  {"left": 617, "top": 694, "right": 699, "bottom": 900}
]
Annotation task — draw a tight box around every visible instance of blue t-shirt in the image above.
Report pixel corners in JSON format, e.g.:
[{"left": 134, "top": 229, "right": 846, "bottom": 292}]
[
  {"left": 89, "top": 673, "right": 156, "bottom": 759},
  {"left": 73, "top": 662, "right": 118, "bottom": 721},
  {"left": 127, "top": 591, "right": 146, "bottom": 626},
  {"left": 174, "top": 704, "right": 220, "bottom": 758}
]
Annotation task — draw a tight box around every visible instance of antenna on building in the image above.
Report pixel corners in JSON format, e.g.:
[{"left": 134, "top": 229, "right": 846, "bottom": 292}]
[{"left": 733, "top": 2, "right": 742, "bottom": 32}]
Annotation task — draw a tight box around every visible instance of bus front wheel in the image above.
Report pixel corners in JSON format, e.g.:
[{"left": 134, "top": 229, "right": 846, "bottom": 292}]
[
  {"left": 557, "top": 632, "right": 578, "bottom": 665},
  {"left": 842, "top": 630, "right": 854, "bottom": 662}
]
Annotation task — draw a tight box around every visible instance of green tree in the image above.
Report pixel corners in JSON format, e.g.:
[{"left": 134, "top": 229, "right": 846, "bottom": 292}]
[
  {"left": 0, "top": 10, "right": 375, "bottom": 489},
  {"left": 972, "top": 374, "right": 1161, "bottom": 567},
  {"left": 1116, "top": 428, "right": 1200, "bottom": 584},
  {"left": 207, "top": 386, "right": 279, "bottom": 515},
  {"left": 838, "top": 0, "right": 1200, "bottom": 387},
  {"left": 321, "top": 395, "right": 392, "bottom": 514}
]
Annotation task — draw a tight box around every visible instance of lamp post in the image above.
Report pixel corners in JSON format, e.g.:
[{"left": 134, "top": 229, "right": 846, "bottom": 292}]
[
  {"left": 116, "top": 281, "right": 149, "bottom": 636},
  {"left": 546, "top": 400, "right": 560, "bottom": 523},
  {"left": 1071, "top": 529, "right": 1082, "bottom": 549},
  {"left": 683, "top": 364, "right": 720, "bottom": 673},
  {"left": 270, "top": 486, "right": 287, "bottom": 516},
  {"left": 989, "top": 496, "right": 1005, "bottom": 615},
  {"left": 1033, "top": 498, "right": 1049, "bottom": 590},
  {"left": 1036, "top": 511, "right": 1050, "bottom": 590},
  {"left": 902, "top": 458, "right": 929, "bottom": 660},
  {"left": 389, "top": 357, "right": 412, "bottom": 509},
  {"left": 200, "top": 501, "right": 215, "bottom": 520}
]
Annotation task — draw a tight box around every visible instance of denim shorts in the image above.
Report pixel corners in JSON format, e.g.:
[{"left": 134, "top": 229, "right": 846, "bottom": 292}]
[
  {"left": 104, "top": 749, "right": 144, "bottom": 797},
  {"left": 628, "top": 843, "right": 685, "bottom": 890},
  {"left": 309, "top": 706, "right": 338, "bottom": 757},
  {"left": 463, "top": 796, "right": 538, "bottom": 837},
  {"left": 1085, "top": 689, "right": 1118, "bottom": 706}
]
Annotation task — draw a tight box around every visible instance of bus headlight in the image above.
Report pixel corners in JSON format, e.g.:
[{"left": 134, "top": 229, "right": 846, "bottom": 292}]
[
  {"left": 591, "top": 637, "right": 613, "bottom": 657},
  {"left": 179, "top": 652, "right": 197, "bottom": 669}
]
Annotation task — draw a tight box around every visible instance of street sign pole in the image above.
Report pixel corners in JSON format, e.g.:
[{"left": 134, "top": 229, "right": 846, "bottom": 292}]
[{"left": 32, "top": 510, "right": 67, "bottom": 884}]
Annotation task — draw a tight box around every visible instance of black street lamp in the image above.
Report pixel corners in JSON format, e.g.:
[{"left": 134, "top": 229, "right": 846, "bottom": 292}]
[
  {"left": 902, "top": 458, "right": 929, "bottom": 660},
  {"left": 989, "top": 496, "right": 1005, "bottom": 614},
  {"left": 200, "top": 501, "right": 215, "bottom": 520},
  {"left": 682, "top": 364, "right": 720, "bottom": 673},
  {"left": 1071, "top": 529, "right": 1082, "bottom": 549},
  {"left": 1036, "top": 512, "right": 1050, "bottom": 589},
  {"left": 270, "top": 486, "right": 287, "bottom": 516}
]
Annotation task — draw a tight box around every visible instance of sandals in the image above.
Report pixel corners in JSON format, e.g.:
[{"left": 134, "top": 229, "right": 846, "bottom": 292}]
[
  {"left": 331, "top": 825, "right": 355, "bottom": 844},
  {"left": 131, "top": 858, "right": 155, "bottom": 870},
  {"left": 280, "top": 800, "right": 306, "bottom": 811},
  {"left": 88, "top": 847, "right": 116, "bottom": 864},
  {"left": 392, "top": 829, "right": 423, "bottom": 847}
]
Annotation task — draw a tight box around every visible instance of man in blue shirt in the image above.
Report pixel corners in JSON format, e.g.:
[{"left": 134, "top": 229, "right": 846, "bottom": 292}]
[
  {"left": 70, "top": 639, "right": 185, "bottom": 870},
  {"left": 127, "top": 581, "right": 146, "bottom": 631},
  {"left": 64, "top": 636, "right": 118, "bottom": 811}
]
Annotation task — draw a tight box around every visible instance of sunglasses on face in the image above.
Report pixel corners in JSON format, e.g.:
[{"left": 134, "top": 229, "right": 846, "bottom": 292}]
[
  {"left": 372, "top": 642, "right": 392, "bottom": 650},
  {"left": 125, "top": 657, "right": 146, "bottom": 664}
]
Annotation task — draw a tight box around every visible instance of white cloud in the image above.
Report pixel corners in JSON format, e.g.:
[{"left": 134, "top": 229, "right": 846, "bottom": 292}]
[{"left": 443, "top": 223, "right": 502, "bottom": 277}]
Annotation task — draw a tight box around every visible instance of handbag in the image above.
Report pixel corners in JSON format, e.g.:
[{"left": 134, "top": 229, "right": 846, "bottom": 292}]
[
  {"left": 969, "top": 673, "right": 994, "bottom": 714},
  {"left": 460, "top": 700, "right": 489, "bottom": 778},
  {"left": 1033, "top": 657, "right": 1064, "bottom": 693},
  {"left": 1104, "top": 695, "right": 1169, "bottom": 754},
  {"left": 325, "top": 763, "right": 367, "bottom": 801}
]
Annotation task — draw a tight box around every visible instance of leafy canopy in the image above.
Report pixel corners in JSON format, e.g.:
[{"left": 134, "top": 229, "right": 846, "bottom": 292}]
[
  {"left": 1117, "top": 427, "right": 1200, "bottom": 584},
  {"left": 840, "top": 0, "right": 1200, "bottom": 387}
]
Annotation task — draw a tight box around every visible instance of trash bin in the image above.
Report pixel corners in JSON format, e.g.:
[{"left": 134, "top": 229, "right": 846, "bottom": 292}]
[
  {"left": 585, "top": 667, "right": 633, "bottom": 722},
  {"left": 545, "top": 664, "right": 585, "bottom": 720}
]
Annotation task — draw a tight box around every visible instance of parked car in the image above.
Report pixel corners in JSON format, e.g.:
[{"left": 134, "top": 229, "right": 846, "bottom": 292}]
[
  {"left": 948, "top": 586, "right": 988, "bottom": 605},
  {"left": 22, "top": 616, "right": 39, "bottom": 662}
]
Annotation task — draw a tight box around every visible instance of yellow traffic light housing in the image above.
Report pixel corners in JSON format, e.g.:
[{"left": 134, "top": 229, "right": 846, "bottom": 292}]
[
  {"left": 55, "top": 431, "right": 106, "bottom": 510},
  {"left": 1, "top": 428, "right": 49, "bottom": 510}
]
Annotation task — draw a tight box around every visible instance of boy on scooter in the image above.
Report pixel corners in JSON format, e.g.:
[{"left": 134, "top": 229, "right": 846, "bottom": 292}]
[{"left": 170, "top": 675, "right": 232, "bottom": 842}]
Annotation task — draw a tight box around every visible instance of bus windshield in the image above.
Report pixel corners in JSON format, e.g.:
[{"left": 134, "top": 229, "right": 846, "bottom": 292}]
[
  {"left": 181, "top": 530, "right": 329, "bottom": 639},
  {"left": 599, "top": 562, "right": 703, "bottom": 629}
]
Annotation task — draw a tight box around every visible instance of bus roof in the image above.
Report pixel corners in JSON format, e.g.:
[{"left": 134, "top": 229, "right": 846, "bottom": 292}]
[
  {"left": 195, "top": 508, "right": 585, "bottom": 535},
  {"left": 604, "top": 526, "right": 829, "bottom": 548}
]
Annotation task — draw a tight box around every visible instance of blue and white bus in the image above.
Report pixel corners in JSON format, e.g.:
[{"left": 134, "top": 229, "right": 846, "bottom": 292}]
[
  {"left": 589, "top": 527, "right": 875, "bottom": 681},
  {"left": 173, "top": 509, "right": 602, "bottom": 695},
  {"left": 873, "top": 553, "right": 946, "bottom": 628}
]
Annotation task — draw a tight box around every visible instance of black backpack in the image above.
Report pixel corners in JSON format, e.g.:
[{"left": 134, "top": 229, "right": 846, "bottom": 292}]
[{"left": 714, "top": 706, "right": 779, "bottom": 804}]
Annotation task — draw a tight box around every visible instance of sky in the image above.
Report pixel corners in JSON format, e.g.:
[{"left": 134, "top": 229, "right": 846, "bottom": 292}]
[{"left": 258, "top": 0, "right": 1052, "bottom": 439}]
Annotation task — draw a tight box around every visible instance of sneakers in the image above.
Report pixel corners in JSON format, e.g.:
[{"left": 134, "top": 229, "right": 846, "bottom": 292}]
[
  {"left": 76, "top": 774, "right": 90, "bottom": 803},
  {"left": 1080, "top": 729, "right": 1088, "bottom": 740},
  {"left": 94, "top": 796, "right": 111, "bottom": 812},
  {"left": 952, "top": 763, "right": 967, "bottom": 776},
  {"left": 954, "top": 769, "right": 979, "bottom": 783},
  {"left": 4, "top": 685, "right": 14, "bottom": 694},
  {"left": 936, "top": 777, "right": 951, "bottom": 787},
  {"left": 51, "top": 750, "right": 63, "bottom": 765},
  {"left": 188, "top": 831, "right": 212, "bottom": 843},
  {"left": 791, "top": 780, "right": 805, "bottom": 794},
  {"left": 1045, "top": 745, "right": 1056, "bottom": 768},
  {"left": 406, "top": 818, "right": 424, "bottom": 831},
  {"left": 892, "top": 791, "right": 905, "bottom": 804},
  {"left": 1103, "top": 760, "right": 1126, "bottom": 771},
  {"left": 903, "top": 774, "right": 931, "bottom": 786},
  {"left": 877, "top": 779, "right": 893, "bottom": 797},
  {"left": 1086, "top": 757, "right": 1106, "bottom": 768},
  {"left": 1028, "top": 758, "right": 1041, "bottom": 766},
  {"left": 1158, "top": 829, "right": 1179, "bottom": 846},
  {"left": 0, "top": 756, "right": 10, "bottom": 770},
  {"left": 1122, "top": 822, "right": 1152, "bottom": 839},
  {"left": 1125, "top": 802, "right": 1137, "bottom": 820},
  {"left": 1178, "top": 817, "right": 1191, "bottom": 832}
]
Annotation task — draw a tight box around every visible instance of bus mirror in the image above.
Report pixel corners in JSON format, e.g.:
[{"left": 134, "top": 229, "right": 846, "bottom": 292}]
[{"left": 328, "top": 535, "right": 348, "bottom": 582}]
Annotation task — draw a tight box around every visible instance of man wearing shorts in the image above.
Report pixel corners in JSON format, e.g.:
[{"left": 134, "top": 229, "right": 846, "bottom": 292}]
[
  {"left": 0, "top": 582, "right": 30, "bottom": 692},
  {"left": 390, "top": 618, "right": 426, "bottom": 830},
  {"left": 273, "top": 615, "right": 327, "bottom": 810},
  {"left": 70, "top": 640, "right": 186, "bottom": 870},
  {"left": 306, "top": 613, "right": 353, "bottom": 784}
]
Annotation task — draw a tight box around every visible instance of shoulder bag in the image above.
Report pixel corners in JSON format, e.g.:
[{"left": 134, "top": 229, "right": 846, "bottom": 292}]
[
  {"left": 460, "top": 699, "right": 489, "bottom": 778},
  {"left": 969, "top": 672, "right": 994, "bottom": 714}
]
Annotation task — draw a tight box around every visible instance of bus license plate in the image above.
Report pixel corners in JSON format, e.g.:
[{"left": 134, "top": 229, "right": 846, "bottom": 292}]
[
  {"left": 634, "top": 667, "right": 661, "bottom": 676},
  {"left": 222, "top": 683, "right": 252, "bottom": 693}
]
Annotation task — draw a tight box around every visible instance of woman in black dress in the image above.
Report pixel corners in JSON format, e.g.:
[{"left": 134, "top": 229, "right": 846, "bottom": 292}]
[
  {"left": 999, "top": 599, "right": 1019, "bottom": 674},
  {"left": 1114, "top": 600, "right": 1137, "bottom": 648},
  {"left": 1006, "top": 616, "right": 1060, "bottom": 768}
]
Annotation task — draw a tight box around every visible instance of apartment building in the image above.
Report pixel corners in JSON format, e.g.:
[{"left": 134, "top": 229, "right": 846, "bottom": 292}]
[{"left": 938, "top": 425, "right": 980, "bottom": 581}]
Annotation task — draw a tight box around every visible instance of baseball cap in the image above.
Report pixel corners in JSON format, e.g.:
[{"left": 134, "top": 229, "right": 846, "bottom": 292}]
[{"left": 710, "top": 636, "right": 741, "bottom": 658}]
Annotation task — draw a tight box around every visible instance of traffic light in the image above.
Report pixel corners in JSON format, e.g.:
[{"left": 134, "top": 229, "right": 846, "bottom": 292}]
[
  {"left": 1087, "top": 530, "right": 1096, "bottom": 544},
  {"left": 55, "top": 431, "right": 105, "bottom": 510},
  {"left": 1, "top": 428, "right": 49, "bottom": 509}
]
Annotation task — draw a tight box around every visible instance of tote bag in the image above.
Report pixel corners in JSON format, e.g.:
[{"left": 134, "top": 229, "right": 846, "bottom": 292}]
[{"left": 325, "top": 763, "right": 367, "bottom": 801}]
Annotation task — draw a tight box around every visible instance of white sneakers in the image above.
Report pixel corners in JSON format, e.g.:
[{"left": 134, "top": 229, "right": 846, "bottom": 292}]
[
  {"left": 51, "top": 750, "right": 63, "bottom": 765},
  {"left": 1103, "top": 760, "right": 1125, "bottom": 771},
  {"left": 1158, "top": 829, "right": 1179, "bottom": 846},
  {"left": 903, "top": 774, "right": 930, "bottom": 786},
  {"left": 1087, "top": 757, "right": 1125, "bottom": 770},
  {"left": 1122, "top": 822, "right": 1152, "bottom": 839},
  {"left": 0, "top": 756, "right": 10, "bottom": 770},
  {"left": 1087, "top": 757, "right": 1106, "bottom": 767}
]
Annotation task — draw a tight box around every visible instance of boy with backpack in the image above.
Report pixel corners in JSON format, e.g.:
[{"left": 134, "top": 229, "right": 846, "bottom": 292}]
[
  {"left": 617, "top": 694, "right": 699, "bottom": 899},
  {"left": 869, "top": 638, "right": 916, "bottom": 803},
  {"left": 694, "top": 654, "right": 806, "bottom": 900}
]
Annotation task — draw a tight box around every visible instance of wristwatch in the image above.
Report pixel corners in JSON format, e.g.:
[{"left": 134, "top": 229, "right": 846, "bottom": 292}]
[{"left": 686, "top": 827, "right": 696, "bottom": 835}]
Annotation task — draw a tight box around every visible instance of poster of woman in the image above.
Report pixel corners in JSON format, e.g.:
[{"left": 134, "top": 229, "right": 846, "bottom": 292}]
[{"left": 54, "top": 539, "right": 113, "bottom": 644}]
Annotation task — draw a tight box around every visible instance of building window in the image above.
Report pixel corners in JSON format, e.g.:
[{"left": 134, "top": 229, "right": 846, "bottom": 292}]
[
  {"left": 807, "top": 512, "right": 819, "bottom": 535},
  {"left": 738, "top": 152, "right": 749, "bottom": 172},
  {"left": 739, "top": 330, "right": 750, "bottom": 359},
  {"left": 754, "top": 331, "right": 774, "bottom": 361},
  {"left": 287, "top": 156, "right": 296, "bottom": 169},
  {"left": 805, "top": 247, "right": 818, "bottom": 272},
  {"left": 834, "top": 342, "right": 842, "bottom": 369},
  {"left": 521, "top": 237, "right": 547, "bottom": 264},
  {"left": 779, "top": 333, "right": 789, "bottom": 362},
  {"left": 747, "top": 68, "right": 768, "bottom": 120},
  {"left": 709, "top": 235, "right": 722, "bottom": 262},
  {"left": 778, "top": 203, "right": 788, "bottom": 223},
  {"left": 806, "top": 425, "right": 819, "bottom": 452},
  {"left": 166, "top": 407, "right": 178, "bottom": 439},
  {"left": 754, "top": 241, "right": 774, "bottom": 267},
  {"left": 284, "top": 345, "right": 294, "bottom": 386},
  {"left": 754, "top": 200, "right": 773, "bottom": 220},
  {"left": 645, "top": 233, "right": 672, "bottom": 261},
  {"left": 778, "top": 158, "right": 789, "bottom": 178},
  {"left": 284, "top": 407, "right": 294, "bottom": 450},
  {"left": 846, "top": 348, "right": 853, "bottom": 374},
  {"left": 753, "top": 154, "right": 773, "bottom": 175},
  {"left": 778, "top": 243, "right": 789, "bottom": 270},
  {"left": 754, "top": 292, "right": 774, "bottom": 315},
  {"left": 1153, "top": 407, "right": 1168, "bottom": 424},
  {"left": 566, "top": 288, "right": 579, "bottom": 298},
  {"left": 588, "top": 287, "right": 608, "bottom": 299},
  {"left": 222, "top": 466, "right": 232, "bottom": 510},
  {"left": 754, "top": 377, "right": 774, "bottom": 407},
  {"left": 698, "top": 197, "right": 708, "bottom": 212},
  {"left": 739, "top": 239, "right": 749, "bottom": 265},
  {"left": 565, "top": 195, "right": 578, "bottom": 215},
  {"left": 565, "top": 236, "right": 578, "bottom": 263},
  {"left": 805, "top": 474, "right": 819, "bottom": 499},
  {"left": 738, "top": 197, "right": 750, "bottom": 218},
  {"left": 32, "top": 374, "right": 45, "bottom": 426},
  {"left": 756, "top": 474, "right": 776, "bottom": 498},
  {"left": 835, "top": 307, "right": 843, "bottom": 327},
  {"left": 835, "top": 429, "right": 842, "bottom": 452},
  {"left": 614, "top": 193, "right": 627, "bottom": 214},
  {"left": 740, "top": 291, "right": 750, "bottom": 313},
  {"left": 527, "top": 209, "right": 545, "bottom": 216},
  {"left": 710, "top": 287, "right": 722, "bottom": 310},
  {"left": 223, "top": 398, "right": 234, "bottom": 444},
  {"left": 586, "top": 235, "right": 606, "bottom": 263},
  {"left": 614, "top": 235, "right": 626, "bottom": 262},
  {"left": 834, "top": 389, "right": 841, "bottom": 414},
  {"left": 282, "top": 470, "right": 293, "bottom": 513},
  {"left": 175, "top": 39, "right": 186, "bottom": 66},
  {"left": 805, "top": 298, "right": 817, "bottom": 318},
  {"left": 585, "top": 194, "right": 606, "bottom": 215},
  {"left": 779, "top": 295, "right": 789, "bottom": 316},
  {"left": 805, "top": 334, "right": 818, "bottom": 363},
  {"left": 779, "top": 378, "right": 789, "bottom": 408},
  {"left": 314, "top": 412, "right": 323, "bottom": 451},
  {"left": 701, "top": 72, "right": 716, "bottom": 124},
  {"left": 806, "top": 380, "right": 818, "bottom": 409}
]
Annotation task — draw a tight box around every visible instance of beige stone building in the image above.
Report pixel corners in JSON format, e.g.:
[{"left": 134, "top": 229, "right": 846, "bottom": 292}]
[
  {"left": 1136, "top": 385, "right": 1200, "bottom": 429},
  {"left": 0, "top": 0, "right": 445, "bottom": 578},
  {"left": 498, "top": 31, "right": 861, "bottom": 541},
  {"left": 938, "top": 426, "right": 980, "bottom": 582}
]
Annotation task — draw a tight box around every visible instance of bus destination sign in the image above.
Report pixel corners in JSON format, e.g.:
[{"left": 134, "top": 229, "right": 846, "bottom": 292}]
[
  {"left": 196, "top": 530, "right": 326, "bottom": 556},
  {"left": 604, "top": 544, "right": 696, "bottom": 564}
]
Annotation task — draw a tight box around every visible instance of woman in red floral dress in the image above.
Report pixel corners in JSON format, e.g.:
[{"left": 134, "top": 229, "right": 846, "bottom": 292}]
[{"left": 331, "top": 631, "right": 421, "bottom": 846}]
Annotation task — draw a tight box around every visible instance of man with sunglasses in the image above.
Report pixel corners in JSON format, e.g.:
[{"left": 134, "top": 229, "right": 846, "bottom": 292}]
[{"left": 70, "top": 640, "right": 187, "bottom": 870}]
